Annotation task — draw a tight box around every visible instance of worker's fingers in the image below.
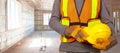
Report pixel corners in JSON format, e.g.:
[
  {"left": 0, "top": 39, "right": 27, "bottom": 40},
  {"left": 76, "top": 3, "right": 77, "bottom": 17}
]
[
  {"left": 92, "top": 44, "right": 107, "bottom": 50},
  {"left": 78, "top": 30, "right": 84, "bottom": 38}
]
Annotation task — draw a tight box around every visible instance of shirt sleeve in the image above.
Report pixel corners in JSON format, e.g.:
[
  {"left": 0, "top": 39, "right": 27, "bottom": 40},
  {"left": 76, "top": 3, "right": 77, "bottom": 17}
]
[
  {"left": 49, "top": 0, "right": 67, "bottom": 35},
  {"left": 100, "top": 0, "right": 117, "bottom": 36}
]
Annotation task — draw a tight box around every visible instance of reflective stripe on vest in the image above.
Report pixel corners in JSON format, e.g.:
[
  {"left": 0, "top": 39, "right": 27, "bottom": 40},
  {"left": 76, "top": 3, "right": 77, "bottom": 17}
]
[
  {"left": 63, "top": 36, "right": 67, "bottom": 42},
  {"left": 88, "top": 0, "right": 101, "bottom": 26},
  {"left": 61, "top": 0, "right": 70, "bottom": 42},
  {"left": 60, "top": 0, "right": 100, "bottom": 42},
  {"left": 92, "top": 0, "right": 98, "bottom": 19},
  {"left": 62, "top": 0, "right": 68, "bottom": 17},
  {"left": 61, "top": 18, "right": 70, "bottom": 26}
]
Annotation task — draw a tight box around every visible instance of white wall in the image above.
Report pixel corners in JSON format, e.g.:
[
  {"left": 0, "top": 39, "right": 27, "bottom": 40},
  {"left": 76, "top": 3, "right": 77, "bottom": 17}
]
[{"left": 0, "top": 0, "right": 35, "bottom": 52}]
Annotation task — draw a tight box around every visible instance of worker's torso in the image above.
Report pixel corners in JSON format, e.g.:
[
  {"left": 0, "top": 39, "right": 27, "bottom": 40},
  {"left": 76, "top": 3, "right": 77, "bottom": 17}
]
[
  {"left": 59, "top": 0, "right": 100, "bottom": 52},
  {"left": 60, "top": 0, "right": 100, "bottom": 42}
]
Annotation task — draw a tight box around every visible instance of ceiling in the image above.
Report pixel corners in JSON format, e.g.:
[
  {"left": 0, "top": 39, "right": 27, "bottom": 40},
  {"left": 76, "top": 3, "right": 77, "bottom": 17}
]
[
  {"left": 18, "top": 0, "right": 54, "bottom": 10},
  {"left": 18, "top": 0, "right": 41, "bottom": 10},
  {"left": 19, "top": 0, "right": 120, "bottom": 10},
  {"left": 39, "top": 0, "right": 54, "bottom": 10}
]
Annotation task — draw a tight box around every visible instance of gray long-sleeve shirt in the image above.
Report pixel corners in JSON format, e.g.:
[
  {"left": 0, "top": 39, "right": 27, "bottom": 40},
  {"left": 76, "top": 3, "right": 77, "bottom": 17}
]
[{"left": 49, "top": 0, "right": 116, "bottom": 52}]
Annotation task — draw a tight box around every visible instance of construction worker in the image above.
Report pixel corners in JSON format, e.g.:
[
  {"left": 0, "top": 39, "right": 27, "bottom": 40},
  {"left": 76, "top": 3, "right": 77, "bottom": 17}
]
[{"left": 49, "top": 0, "right": 117, "bottom": 53}]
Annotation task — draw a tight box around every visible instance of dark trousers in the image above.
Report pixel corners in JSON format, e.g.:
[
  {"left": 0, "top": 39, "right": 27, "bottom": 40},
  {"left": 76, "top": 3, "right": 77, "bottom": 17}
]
[
  {"left": 60, "top": 51, "right": 100, "bottom": 53},
  {"left": 67, "top": 52, "right": 89, "bottom": 53}
]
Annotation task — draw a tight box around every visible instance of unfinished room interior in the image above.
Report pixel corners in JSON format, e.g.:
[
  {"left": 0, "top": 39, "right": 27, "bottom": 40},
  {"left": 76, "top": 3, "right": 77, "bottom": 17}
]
[{"left": 0, "top": 0, "right": 120, "bottom": 53}]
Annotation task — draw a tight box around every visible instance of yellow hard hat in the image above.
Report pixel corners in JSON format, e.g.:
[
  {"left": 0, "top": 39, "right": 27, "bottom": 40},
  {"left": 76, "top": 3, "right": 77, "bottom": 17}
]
[{"left": 83, "top": 23, "right": 111, "bottom": 44}]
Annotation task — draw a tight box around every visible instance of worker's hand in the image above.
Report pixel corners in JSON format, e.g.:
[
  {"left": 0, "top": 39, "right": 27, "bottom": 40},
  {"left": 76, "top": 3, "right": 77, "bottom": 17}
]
[
  {"left": 64, "top": 27, "right": 74, "bottom": 38},
  {"left": 64, "top": 27, "right": 84, "bottom": 42},
  {"left": 75, "top": 30, "right": 85, "bottom": 42},
  {"left": 92, "top": 38, "right": 110, "bottom": 50},
  {"left": 92, "top": 36, "right": 118, "bottom": 51},
  {"left": 104, "top": 36, "right": 118, "bottom": 51}
]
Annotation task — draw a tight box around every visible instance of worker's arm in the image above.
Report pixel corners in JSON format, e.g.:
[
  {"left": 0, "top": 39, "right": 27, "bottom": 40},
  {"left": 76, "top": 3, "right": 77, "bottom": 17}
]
[
  {"left": 49, "top": 0, "right": 67, "bottom": 35},
  {"left": 49, "top": 0, "right": 84, "bottom": 41},
  {"left": 97, "top": 0, "right": 118, "bottom": 50},
  {"left": 100, "top": 0, "right": 116, "bottom": 36}
]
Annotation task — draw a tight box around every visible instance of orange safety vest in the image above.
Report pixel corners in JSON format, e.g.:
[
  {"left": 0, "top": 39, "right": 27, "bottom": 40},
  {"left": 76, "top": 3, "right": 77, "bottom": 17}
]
[{"left": 60, "top": 0, "right": 100, "bottom": 42}]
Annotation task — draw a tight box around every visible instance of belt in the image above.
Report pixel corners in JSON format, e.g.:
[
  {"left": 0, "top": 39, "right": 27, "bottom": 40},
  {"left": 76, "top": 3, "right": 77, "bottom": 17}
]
[{"left": 70, "top": 22, "right": 88, "bottom": 26}]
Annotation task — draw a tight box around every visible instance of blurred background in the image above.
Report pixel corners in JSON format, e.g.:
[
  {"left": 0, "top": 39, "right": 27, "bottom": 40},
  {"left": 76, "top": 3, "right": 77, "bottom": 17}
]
[{"left": 0, "top": 0, "right": 120, "bottom": 53}]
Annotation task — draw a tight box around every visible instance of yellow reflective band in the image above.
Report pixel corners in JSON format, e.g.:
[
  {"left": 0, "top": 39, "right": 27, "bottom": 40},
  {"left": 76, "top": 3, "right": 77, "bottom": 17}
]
[
  {"left": 91, "top": 0, "right": 97, "bottom": 19},
  {"left": 88, "top": 19, "right": 101, "bottom": 27},
  {"left": 62, "top": 0, "right": 68, "bottom": 17},
  {"left": 61, "top": 19, "right": 69, "bottom": 26},
  {"left": 63, "top": 37, "right": 67, "bottom": 42}
]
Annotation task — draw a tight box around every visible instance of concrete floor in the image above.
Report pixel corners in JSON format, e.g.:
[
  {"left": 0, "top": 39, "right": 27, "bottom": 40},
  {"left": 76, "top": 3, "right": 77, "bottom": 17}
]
[{"left": 3, "top": 31, "right": 120, "bottom": 53}]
